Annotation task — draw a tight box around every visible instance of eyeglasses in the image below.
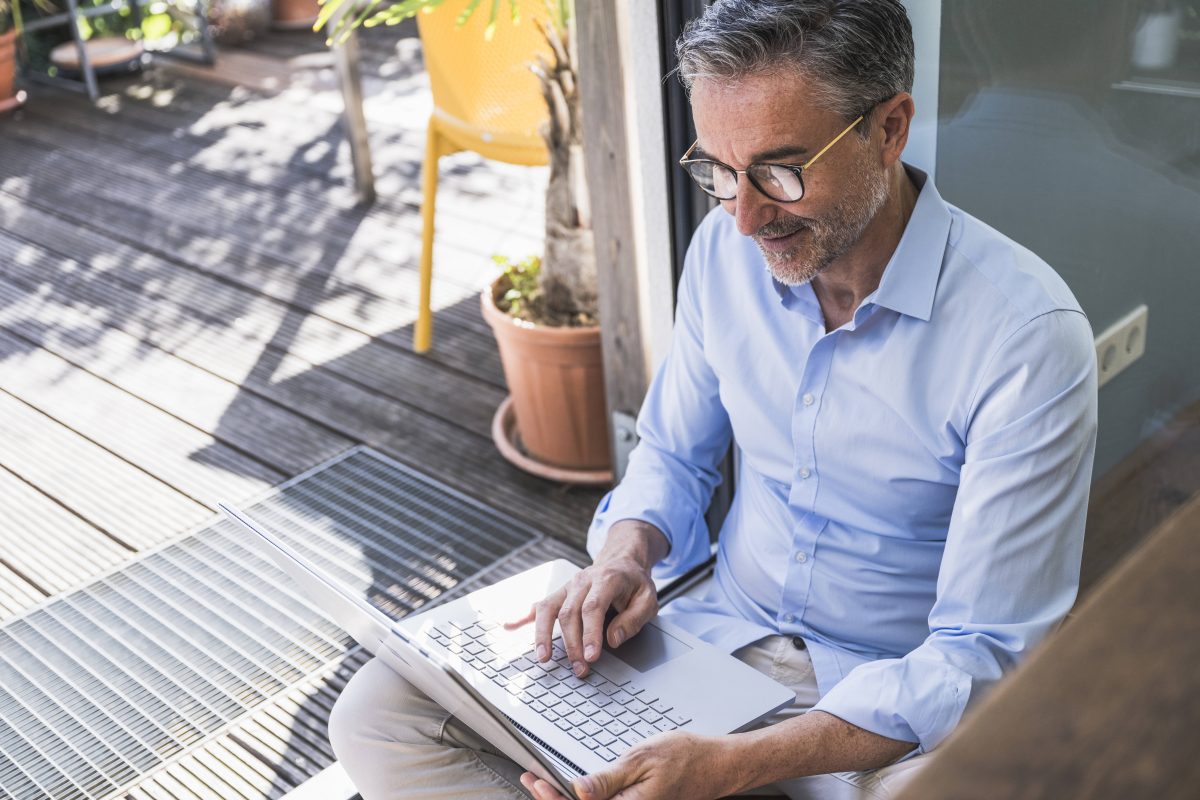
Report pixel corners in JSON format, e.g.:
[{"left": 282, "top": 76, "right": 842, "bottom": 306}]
[{"left": 678, "top": 115, "right": 864, "bottom": 203}]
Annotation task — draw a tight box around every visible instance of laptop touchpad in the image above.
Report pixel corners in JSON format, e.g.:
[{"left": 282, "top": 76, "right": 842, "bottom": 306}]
[{"left": 609, "top": 622, "right": 691, "bottom": 673}]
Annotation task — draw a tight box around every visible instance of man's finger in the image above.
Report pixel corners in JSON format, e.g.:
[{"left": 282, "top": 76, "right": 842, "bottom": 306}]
[
  {"left": 606, "top": 585, "right": 657, "bottom": 648},
  {"left": 533, "top": 586, "right": 567, "bottom": 662},
  {"left": 504, "top": 605, "right": 536, "bottom": 630},
  {"left": 557, "top": 580, "right": 592, "bottom": 674},
  {"left": 520, "top": 772, "right": 567, "bottom": 800},
  {"left": 579, "top": 581, "right": 621, "bottom": 664}
]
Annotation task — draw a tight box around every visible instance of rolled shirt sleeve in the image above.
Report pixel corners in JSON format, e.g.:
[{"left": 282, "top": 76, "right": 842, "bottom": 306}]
[
  {"left": 811, "top": 308, "right": 1098, "bottom": 751},
  {"left": 587, "top": 222, "right": 733, "bottom": 578}
]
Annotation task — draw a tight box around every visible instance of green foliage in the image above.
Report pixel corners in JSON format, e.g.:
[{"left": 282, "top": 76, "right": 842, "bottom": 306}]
[
  {"left": 316, "top": 0, "right": 566, "bottom": 47},
  {"left": 492, "top": 253, "right": 541, "bottom": 318}
]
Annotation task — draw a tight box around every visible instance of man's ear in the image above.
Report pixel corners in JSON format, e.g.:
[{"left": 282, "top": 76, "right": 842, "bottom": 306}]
[{"left": 875, "top": 92, "right": 915, "bottom": 167}]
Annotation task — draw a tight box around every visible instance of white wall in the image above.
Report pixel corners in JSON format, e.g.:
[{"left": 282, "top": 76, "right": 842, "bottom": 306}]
[{"left": 903, "top": 0, "right": 942, "bottom": 178}]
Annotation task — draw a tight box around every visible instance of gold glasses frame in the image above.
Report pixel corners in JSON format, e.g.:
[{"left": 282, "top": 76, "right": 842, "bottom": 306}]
[{"left": 679, "top": 114, "right": 865, "bottom": 203}]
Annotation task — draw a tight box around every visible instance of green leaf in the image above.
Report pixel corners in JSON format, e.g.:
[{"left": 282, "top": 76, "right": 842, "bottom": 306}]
[
  {"left": 454, "top": 0, "right": 483, "bottom": 28},
  {"left": 483, "top": 0, "right": 498, "bottom": 40}
]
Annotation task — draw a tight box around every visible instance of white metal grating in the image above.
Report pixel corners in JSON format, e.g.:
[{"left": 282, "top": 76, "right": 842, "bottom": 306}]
[{"left": 0, "top": 446, "right": 547, "bottom": 800}]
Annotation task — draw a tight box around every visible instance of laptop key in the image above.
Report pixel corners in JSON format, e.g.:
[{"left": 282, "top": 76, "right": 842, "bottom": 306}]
[
  {"left": 596, "top": 746, "right": 617, "bottom": 762},
  {"left": 581, "top": 736, "right": 600, "bottom": 751},
  {"left": 666, "top": 711, "right": 691, "bottom": 726},
  {"left": 580, "top": 721, "right": 602, "bottom": 738},
  {"left": 653, "top": 719, "right": 675, "bottom": 733},
  {"left": 638, "top": 709, "right": 662, "bottom": 724},
  {"left": 577, "top": 701, "right": 601, "bottom": 717},
  {"left": 530, "top": 699, "right": 547, "bottom": 714},
  {"left": 565, "top": 711, "right": 588, "bottom": 727},
  {"left": 591, "top": 695, "right": 614, "bottom": 709},
  {"left": 626, "top": 699, "right": 648, "bottom": 715},
  {"left": 632, "top": 721, "right": 658, "bottom": 740},
  {"left": 618, "top": 710, "right": 640, "bottom": 726},
  {"left": 526, "top": 685, "right": 549, "bottom": 699},
  {"left": 649, "top": 700, "right": 672, "bottom": 715},
  {"left": 577, "top": 684, "right": 600, "bottom": 699},
  {"left": 555, "top": 719, "right": 572, "bottom": 731},
  {"left": 610, "top": 690, "right": 634, "bottom": 705},
  {"left": 550, "top": 684, "right": 573, "bottom": 699},
  {"left": 594, "top": 730, "right": 617, "bottom": 747},
  {"left": 595, "top": 680, "right": 620, "bottom": 696},
  {"left": 593, "top": 711, "right": 614, "bottom": 727},
  {"left": 618, "top": 729, "right": 644, "bottom": 747},
  {"left": 563, "top": 694, "right": 588, "bottom": 708},
  {"left": 569, "top": 728, "right": 588, "bottom": 741}
]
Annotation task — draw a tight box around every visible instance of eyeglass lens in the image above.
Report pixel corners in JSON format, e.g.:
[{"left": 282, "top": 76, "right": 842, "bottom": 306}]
[{"left": 686, "top": 161, "right": 805, "bottom": 202}]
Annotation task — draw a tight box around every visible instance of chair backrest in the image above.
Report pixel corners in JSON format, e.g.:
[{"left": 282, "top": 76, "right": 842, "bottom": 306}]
[{"left": 416, "top": 0, "right": 551, "bottom": 163}]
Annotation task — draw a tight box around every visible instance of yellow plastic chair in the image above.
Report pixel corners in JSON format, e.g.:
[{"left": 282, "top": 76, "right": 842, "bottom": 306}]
[{"left": 414, "top": 2, "right": 551, "bottom": 353}]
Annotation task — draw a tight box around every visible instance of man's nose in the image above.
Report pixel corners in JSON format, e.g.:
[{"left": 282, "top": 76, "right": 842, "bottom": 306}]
[{"left": 730, "top": 174, "right": 776, "bottom": 237}]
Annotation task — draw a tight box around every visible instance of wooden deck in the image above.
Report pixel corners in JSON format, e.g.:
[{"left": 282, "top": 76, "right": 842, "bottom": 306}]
[{"left": 0, "top": 23, "right": 602, "bottom": 622}]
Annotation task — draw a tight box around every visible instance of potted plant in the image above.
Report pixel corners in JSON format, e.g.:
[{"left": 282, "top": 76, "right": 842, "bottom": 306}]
[
  {"left": 1, "top": 0, "right": 26, "bottom": 113},
  {"left": 318, "top": 0, "right": 610, "bottom": 483}
]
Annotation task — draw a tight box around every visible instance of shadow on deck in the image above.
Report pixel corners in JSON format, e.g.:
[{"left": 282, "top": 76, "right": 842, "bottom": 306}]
[{"left": 0, "top": 22, "right": 603, "bottom": 800}]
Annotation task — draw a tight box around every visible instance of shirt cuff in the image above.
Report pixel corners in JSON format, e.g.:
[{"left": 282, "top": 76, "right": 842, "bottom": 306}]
[
  {"left": 810, "top": 655, "right": 971, "bottom": 753},
  {"left": 586, "top": 487, "right": 712, "bottom": 580}
]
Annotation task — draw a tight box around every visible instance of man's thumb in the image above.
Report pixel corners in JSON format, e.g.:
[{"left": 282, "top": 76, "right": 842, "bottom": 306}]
[{"left": 573, "top": 765, "right": 622, "bottom": 800}]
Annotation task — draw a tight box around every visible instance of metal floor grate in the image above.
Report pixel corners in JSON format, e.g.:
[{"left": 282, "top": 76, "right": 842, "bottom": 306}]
[{"left": 0, "top": 446, "right": 551, "bottom": 800}]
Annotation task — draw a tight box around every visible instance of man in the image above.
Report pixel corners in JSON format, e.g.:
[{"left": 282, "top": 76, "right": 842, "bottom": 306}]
[{"left": 330, "top": 2, "right": 1098, "bottom": 798}]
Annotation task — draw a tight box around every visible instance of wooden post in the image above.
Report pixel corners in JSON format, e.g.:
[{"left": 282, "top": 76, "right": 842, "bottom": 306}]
[
  {"left": 577, "top": 1, "right": 663, "bottom": 478},
  {"left": 333, "top": 26, "right": 376, "bottom": 206}
]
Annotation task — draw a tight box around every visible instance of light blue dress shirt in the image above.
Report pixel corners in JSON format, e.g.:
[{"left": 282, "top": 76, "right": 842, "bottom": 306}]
[{"left": 586, "top": 167, "right": 1098, "bottom": 753}]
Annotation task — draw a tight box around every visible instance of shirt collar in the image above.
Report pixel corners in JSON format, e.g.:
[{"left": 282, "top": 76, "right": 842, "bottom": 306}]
[
  {"left": 769, "top": 164, "right": 951, "bottom": 324},
  {"left": 869, "top": 165, "right": 950, "bottom": 322}
]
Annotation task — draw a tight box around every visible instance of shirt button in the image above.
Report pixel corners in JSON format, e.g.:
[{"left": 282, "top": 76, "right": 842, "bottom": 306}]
[
  {"left": 794, "top": 551, "right": 808, "bottom": 564},
  {"left": 802, "top": 393, "right": 815, "bottom": 407},
  {"left": 782, "top": 613, "right": 795, "bottom": 624},
  {"left": 799, "top": 467, "right": 811, "bottom": 479}
]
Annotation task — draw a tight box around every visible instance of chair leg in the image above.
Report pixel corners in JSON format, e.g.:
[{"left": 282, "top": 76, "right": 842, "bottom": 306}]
[{"left": 415, "top": 120, "right": 441, "bottom": 354}]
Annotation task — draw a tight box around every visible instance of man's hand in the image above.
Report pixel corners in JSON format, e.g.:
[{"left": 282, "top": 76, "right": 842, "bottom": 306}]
[
  {"left": 519, "top": 731, "right": 733, "bottom": 800},
  {"left": 506, "top": 520, "right": 668, "bottom": 677}
]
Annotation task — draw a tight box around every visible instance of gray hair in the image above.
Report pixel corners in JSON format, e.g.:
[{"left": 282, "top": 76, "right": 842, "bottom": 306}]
[{"left": 676, "top": 0, "right": 914, "bottom": 133}]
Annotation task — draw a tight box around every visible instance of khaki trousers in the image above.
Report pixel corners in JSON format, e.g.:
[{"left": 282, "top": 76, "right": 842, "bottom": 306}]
[{"left": 329, "top": 635, "right": 930, "bottom": 799}]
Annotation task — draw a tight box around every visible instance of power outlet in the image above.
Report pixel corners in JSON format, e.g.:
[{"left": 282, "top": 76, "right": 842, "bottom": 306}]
[{"left": 1095, "top": 305, "right": 1148, "bottom": 388}]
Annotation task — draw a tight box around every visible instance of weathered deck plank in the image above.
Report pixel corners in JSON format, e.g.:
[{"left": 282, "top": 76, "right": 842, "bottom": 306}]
[
  {"left": 0, "top": 138, "right": 512, "bottom": 380},
  {"left": 0, "top": 326, "right": 283, "bottom": 506},
  {"left": 0, "top": 467, "right": 130, "bottom": 598},
  {"left": 0, "top": 240, "right": 600, "bottom": 534},
  {"left": 0, "top": 390, "right": 211, "bottom": 550},
  {"left": 0, "top": 558, "right": 47, "bottom": 620},
  {"left": 0, "top": 207, "right": 505, "bottom": 435}
]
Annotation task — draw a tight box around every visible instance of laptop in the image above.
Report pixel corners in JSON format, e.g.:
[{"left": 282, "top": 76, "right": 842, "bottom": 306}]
[{"left": 220, "top": 503, "right": 794, "bottom": 798}]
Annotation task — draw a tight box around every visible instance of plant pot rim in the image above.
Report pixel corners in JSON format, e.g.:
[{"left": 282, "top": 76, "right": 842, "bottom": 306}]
[
  {"left": 480, "top": 283, "right": 600, "bottom": 340},
  {"left": 491, "top": 395, "right": 613, "bottom": 485}
]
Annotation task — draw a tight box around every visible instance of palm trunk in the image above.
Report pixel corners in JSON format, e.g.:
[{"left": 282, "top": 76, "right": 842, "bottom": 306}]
[{"left": 534, "top": 16, "right": 597, "bottom": 324}]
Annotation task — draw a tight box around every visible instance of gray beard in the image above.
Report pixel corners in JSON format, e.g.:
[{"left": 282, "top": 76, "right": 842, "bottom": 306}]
[{"left": 756, "top": 166, "right": 892, "bottom": 287}]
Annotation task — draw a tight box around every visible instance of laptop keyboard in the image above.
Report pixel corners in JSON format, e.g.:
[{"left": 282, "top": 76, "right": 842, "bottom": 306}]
[{"left": 428, "top": 619, "right": 692, "bottom": 762}]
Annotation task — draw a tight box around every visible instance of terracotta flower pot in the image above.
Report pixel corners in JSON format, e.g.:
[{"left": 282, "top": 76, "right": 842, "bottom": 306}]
[
  {"left": 0, "top": 29, "right": 20, "bottom": 115},
  {"left": 272, "top": 0, "right": 320, "bottom": 29},
  {"left": 482, "top": 282, "right": 612, "bottom": 480}
]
